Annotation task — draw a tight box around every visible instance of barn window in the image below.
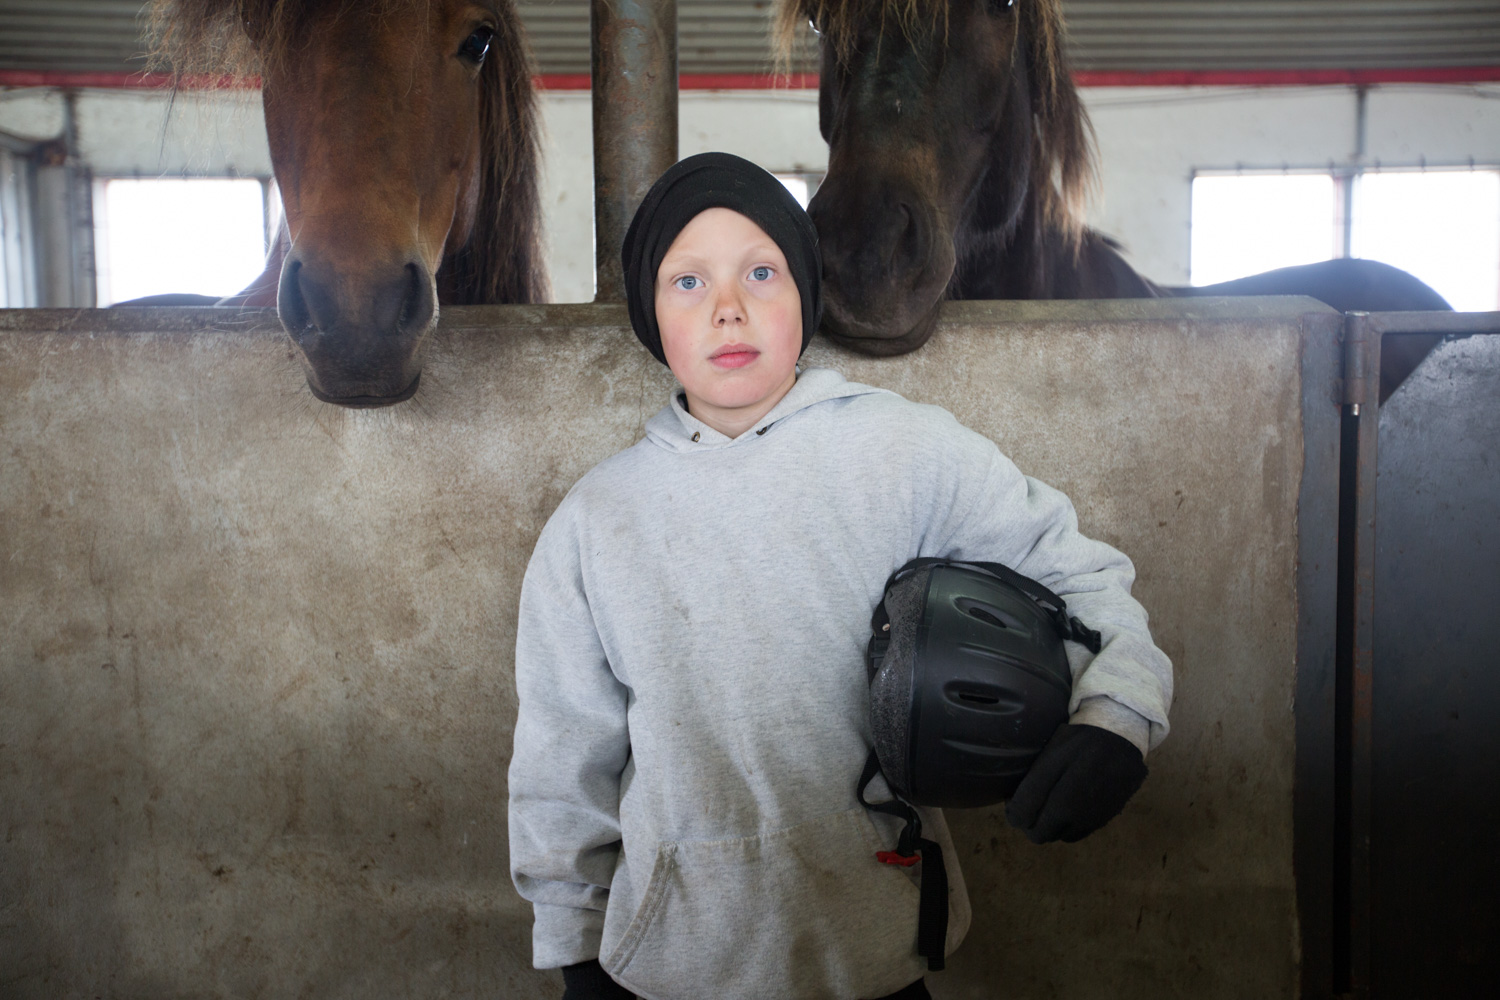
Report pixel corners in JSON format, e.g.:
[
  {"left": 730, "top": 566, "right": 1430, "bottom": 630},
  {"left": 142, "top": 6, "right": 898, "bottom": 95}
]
[
  {"left": 1189, "top": 173, "right": 1339, "bottom": 287},
  {"left": 92, "top": 177, "right": 272, "bottom": 306},
  {"left": 1352, "top": 170, "right": 1500, "bottom": 312},
  {"left": 775, "top": 173, "right": 822, "bottom": 209},
  {"left": 1190, "top": 168, "right": 1500, "bottom": 311}
]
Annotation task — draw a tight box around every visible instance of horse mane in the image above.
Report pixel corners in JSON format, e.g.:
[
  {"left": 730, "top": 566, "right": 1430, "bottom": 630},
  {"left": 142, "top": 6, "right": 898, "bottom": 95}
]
[
  {"left": 147, "top": 0, "right": 546, "bottom": 304},
  {"left": 440, "top": 5, "right": 547, "bottom": 305},
  {"left": 773, "top": 0, "right": 1095, "bottom": 248}
]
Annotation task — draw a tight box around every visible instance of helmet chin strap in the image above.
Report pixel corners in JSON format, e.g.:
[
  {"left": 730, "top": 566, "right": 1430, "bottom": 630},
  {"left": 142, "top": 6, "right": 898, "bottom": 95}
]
[{"left": 856, "top": 751, "right": 949, "bottom": 972}]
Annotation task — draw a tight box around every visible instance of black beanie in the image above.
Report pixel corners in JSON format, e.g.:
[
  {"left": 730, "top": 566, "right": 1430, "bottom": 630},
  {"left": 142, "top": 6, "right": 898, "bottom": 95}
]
[{"left": 622, "top": 152, "right": 823, "bottom": 366}]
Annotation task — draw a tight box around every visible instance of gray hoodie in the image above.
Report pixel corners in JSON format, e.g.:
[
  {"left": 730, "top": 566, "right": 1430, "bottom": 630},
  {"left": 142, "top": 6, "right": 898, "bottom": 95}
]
[{"left": 508, "top": 368, "right": 1172, "bottom": 1000}]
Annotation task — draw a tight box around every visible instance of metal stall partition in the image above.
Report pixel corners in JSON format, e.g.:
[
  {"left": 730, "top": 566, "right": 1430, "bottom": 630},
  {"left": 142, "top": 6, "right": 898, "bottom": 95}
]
[
  {"left": 0, "top": 299, "right": 1341, "bottom": 998},
  {"left": 1336, "top": 311, "right": 1500, "bottom": 1000},
  {"left": 590, "top": 0, "right": 678, "bottom": 302}
]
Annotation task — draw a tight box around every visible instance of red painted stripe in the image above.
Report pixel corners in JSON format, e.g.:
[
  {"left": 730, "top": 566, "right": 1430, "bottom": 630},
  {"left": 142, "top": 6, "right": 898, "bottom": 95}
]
[
  {"left": 0, "top": 69, "right": 819, "bottom": 91},
  {"left": 535, "top": 73, "right": 820, "bottom": 90},
  {"left": 554, "top": 67, "right": 1500, "bottom": 88},
  {"left": 677, "top": 72, "right": 821, "bottom": 90},
  {"left": 4, "top": 67, "right": 1498, "bottom": 92},
  {"left": 1072, "top": 66, "right": 1500, "bottom": 87},
  {"left": 0, "top": 70, "right": 254, "bottom": 89},
  {"left": 537, "top": 73, "right": 591, "bottom": 90}
]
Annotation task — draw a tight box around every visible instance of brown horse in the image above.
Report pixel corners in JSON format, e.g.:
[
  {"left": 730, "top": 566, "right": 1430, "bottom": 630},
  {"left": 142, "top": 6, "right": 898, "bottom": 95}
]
[
  {"left": 149, "top": 0, "right": 546, "bottom": 407},
  {"left": 781, "top": 0, "right": 1448, "bottom": 401}
]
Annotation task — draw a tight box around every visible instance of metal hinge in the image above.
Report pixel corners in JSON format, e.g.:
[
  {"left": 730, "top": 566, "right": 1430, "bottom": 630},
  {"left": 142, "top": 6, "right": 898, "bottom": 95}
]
[{"left": 1342, "top": 312, "right": 1371, "bottom": 412}]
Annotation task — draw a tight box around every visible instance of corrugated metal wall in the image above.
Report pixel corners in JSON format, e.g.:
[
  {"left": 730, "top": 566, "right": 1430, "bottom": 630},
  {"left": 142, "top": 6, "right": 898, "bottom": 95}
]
[
  {"left": 1, "top": 0, "right": 1498, "bottom": 77},
  {"left": 0, "top": 0, "right": 149, "bottom": 74},
  {"left": 524, "top": 1, "right": 811, "bottom": 76},
  {"left": 1064, "top": 0, "right": 1500, "bottom": 71}
]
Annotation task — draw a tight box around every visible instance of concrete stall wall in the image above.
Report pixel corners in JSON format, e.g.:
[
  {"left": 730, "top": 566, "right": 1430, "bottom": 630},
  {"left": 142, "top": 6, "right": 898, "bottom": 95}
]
[
  {"left": 1, "top": 299, "right": 1334, "bottom": 998},
  {"left": 3, "top": 84, "right": 1498, "bottom": 301}
]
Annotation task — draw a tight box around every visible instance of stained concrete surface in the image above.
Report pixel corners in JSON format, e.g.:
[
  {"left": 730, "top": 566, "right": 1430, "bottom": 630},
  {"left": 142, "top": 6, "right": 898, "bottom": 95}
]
[{"left": 1, "top": 299, "right": 1329, "bottom": 998}]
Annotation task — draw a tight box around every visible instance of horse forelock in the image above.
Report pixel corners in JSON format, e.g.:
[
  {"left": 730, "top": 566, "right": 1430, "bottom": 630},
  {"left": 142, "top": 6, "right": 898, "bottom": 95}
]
[
  {"left": 778, "top": 0, "right": 972, "bottom": 71},
  {"left": 149, "top": 0, "right": 463, "bottom": 81},
  {"left": 151, "top": 1, "right": 312, "bottom": 80}
]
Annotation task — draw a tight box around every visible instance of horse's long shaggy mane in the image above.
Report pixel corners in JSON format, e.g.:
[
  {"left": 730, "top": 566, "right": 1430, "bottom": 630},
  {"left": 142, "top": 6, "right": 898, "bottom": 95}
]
[
  {"left": 773, "top": 0, "right": 1095, "bottom": 247},
  {"left": 147, "top": 0, "right": 546, "bottom": 304},
  {"left": 439, "top": 3, "right": 547, "bottom": 305}
]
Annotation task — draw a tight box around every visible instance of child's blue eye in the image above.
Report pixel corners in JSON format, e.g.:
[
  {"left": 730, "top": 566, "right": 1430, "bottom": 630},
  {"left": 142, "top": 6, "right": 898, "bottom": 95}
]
[
  {"left": 749, "top": 266, "right": 773, "bottom": 281},
  {"left": 675, "top": 275, "right": 700, "bottom": 291}
]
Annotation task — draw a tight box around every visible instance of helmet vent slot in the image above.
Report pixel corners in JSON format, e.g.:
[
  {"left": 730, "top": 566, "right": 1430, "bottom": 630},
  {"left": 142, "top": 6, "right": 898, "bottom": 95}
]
[
  {"left": 957, "top": 598, "right": 1010, "bottom": 630},
  {"left": 944, "top": 682, "right": 1025, "bottom": 712}
]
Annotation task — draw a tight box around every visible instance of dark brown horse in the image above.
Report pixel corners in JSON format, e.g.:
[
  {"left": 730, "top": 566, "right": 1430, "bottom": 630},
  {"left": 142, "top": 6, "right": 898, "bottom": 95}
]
[
  {"left": 148, "top": 0, "right": 545, "bottom": 407},
  {"left": 781, "top": 0, "right": 1448, "bottom": 401}
]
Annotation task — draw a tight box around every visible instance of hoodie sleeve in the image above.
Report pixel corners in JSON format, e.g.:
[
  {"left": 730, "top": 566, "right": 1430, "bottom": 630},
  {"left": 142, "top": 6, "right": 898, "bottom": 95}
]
[
  {"left": 508, "top": 506, "right": 631, "bottom": 969},
  {"left": 915, "top": 412, "right": 1173, "bottom": 756}
]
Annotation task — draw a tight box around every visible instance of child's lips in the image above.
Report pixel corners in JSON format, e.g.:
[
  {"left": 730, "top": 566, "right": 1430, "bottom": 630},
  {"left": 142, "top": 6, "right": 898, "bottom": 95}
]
[{"left": 709, "top": 344, "right": 759, "bottom": 369}]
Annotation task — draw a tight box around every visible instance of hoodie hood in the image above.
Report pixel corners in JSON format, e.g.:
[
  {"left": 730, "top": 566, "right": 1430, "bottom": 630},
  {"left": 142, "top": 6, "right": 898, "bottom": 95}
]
[{"left": 644, "top": 367, "right": 891, "bottom": 453}]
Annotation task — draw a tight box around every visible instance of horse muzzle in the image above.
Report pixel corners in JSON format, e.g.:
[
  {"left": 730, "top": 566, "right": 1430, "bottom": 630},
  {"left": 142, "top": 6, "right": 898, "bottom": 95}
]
[
  {"left": 809, "top": 180, "right": 955, "bottom": 356},
  {"left": 277, "top": 248, "right": 437, "bottom": 407},
  {"left": 820, "top": 293, "right": 944, "bottom": 356}
]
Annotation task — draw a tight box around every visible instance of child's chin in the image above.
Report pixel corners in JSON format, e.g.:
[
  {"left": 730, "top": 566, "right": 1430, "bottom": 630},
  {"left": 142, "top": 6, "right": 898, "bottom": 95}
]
[
  {"left": 700, "top": 383, "right": 773, "bottom": 410},
  {"left": 707, "top": 393, "right": 767, "bottom": 411}
]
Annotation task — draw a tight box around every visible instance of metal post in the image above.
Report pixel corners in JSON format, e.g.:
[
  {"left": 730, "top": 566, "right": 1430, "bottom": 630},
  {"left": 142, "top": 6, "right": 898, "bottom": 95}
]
[
  {"left": 591, "top": 0, "right": 678, "bottom": 302},
  {"left": 0, "top": 139, "right": 41, "bottom": 307},
  {"left": 1338, "top": 311, "right": 1379, "bottom": 1000},
  {"left": 32, "top": 91, "right": 94, "bottom": 308},
  {"left": 1335, "top": 86, "right": 1368, "bottom": 261}
]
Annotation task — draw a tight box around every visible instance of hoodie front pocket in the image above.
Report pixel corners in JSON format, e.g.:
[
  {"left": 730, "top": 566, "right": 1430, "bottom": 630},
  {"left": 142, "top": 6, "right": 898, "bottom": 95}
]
[{"left": 603, "top": 806, "right": 928, "bottom": 1000}]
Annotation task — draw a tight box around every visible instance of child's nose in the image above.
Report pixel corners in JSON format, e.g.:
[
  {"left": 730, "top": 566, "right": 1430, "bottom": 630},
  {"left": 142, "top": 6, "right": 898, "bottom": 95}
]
[{"left": 712, "top": 290, "right": 747, "bottom": 325}]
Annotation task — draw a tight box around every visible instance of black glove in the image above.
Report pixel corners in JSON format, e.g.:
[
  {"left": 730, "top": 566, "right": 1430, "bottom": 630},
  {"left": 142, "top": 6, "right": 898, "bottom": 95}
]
[
  {"left": 561, "top": 959, "right": 635, "bottom": 1000},
  {"left": 1005, "top": 723, "right": 1148, "bottom": 844}
]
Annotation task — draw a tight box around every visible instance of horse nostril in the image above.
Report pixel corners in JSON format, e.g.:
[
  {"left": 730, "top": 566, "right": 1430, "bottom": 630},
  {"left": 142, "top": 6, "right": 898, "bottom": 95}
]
[
  {"left": 397, "top": 262, "right": 436, "bottom": 335},
  {"left": 892, "top": 202, "right": 924, "bottom": 273},
  {"left": 295, "top": 261, "right": 342, "bottom": 335},
  {"left": 277, "top": 258, "right": 314, "bottom": 340}
]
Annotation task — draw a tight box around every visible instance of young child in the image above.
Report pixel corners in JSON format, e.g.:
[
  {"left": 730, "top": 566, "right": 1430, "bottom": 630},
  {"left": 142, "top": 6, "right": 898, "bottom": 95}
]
[{"left": 508, "top": 153, "right": 1172, "bottom": 1000}]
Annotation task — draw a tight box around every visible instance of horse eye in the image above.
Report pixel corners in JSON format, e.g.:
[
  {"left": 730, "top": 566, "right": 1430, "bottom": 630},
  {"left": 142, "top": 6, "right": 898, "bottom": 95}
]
[
  {"left": 988, "top": 0, "right": 1017, "bottom": 11},
  {"left": 459, "top": 26, "right": 495, "bottom": 65}
]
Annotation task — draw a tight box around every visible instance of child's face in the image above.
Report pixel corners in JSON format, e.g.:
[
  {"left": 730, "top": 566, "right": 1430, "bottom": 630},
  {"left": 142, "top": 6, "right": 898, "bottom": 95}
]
[{"left": 655, "top": 208, "right": 802, "bottom": 433}]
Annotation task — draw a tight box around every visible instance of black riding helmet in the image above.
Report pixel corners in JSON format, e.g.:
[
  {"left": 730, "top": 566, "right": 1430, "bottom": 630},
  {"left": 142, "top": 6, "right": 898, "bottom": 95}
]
[
  {"left": 858, "top": 557, "right": 1102, "bottom": 971},
  {"left": 866, "top": 558, "right": 1102, "bottom": 808}
]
